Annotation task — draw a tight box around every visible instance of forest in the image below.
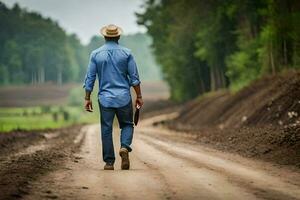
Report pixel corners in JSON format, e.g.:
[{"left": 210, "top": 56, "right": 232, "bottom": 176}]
[
  {"left": 0, "top": 2, "right": 160, "bottom": 85},
  {"left": 137, "top": 0, "right": 300, "bottom": 101},
  {"left": 0, "top": 2, "right": 87, "bottom": 85},
  {"left": 2, "top": 1, "right": 300, "bottom": 102}
]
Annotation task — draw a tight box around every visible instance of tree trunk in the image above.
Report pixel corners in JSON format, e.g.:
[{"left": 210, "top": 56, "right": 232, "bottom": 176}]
[
  {"left": 31, "top": 71, "right": 37, "bottom": 85},
  {"left": 199, "top": 79, "right": 205, "bottom": 94},
  {"left": 39, "top": 67, "right": 45, "bottom": 83},
  {"left": 283, "top": 39, "right": 288, "bottom": 68},
  {"left": 214, "top": 66, "right": 226, "bottom": 90},
  {"left": 38, "top": 68, "right": 41, "bottom": 84},
  {"left": 210, "top": 67, "right": 216, "bottom": 91},
  {"left": 218, "top": 67, "right": 226, "bottom": 88},
  {"left": 57, "top": 69, "right": 62, "bottom": 85},
  {"left": 270, "top": 41, "right": 276, "bottom": 74}
]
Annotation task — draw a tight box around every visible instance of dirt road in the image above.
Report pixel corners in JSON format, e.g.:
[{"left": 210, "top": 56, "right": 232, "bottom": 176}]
[{"left": 1, "top": 113, "right": 300, "bottom": 200}]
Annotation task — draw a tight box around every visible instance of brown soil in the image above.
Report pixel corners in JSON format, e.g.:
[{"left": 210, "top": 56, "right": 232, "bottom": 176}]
[
  {"left": 166, "top": 71, "right": 300, "bottom": 167},
  {"left": 0, "top": 114, "right": 299, "bottom": 199},
  {"left": 19, "top": 121, "right": 300, "bottom": 200},
  {"left": 0, "top": 83, "right": 75, "bottom": 107},
  {"left": 0, "top": 125, "right": 84, "bottom": 200}
]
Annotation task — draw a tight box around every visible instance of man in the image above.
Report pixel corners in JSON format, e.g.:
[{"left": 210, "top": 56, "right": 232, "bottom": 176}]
[{"left": 83, "top": 24, "right": 143, "bottom": 170}]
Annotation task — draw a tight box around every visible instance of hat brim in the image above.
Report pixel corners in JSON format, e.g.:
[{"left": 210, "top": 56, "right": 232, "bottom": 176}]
[{"left": 100, "top": 26, "right": 123, "bottom": 37}]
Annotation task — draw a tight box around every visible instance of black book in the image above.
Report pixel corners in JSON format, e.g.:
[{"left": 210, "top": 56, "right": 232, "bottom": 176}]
[{"left": 134, "top": 108, "right": 140, "bottom": 126}]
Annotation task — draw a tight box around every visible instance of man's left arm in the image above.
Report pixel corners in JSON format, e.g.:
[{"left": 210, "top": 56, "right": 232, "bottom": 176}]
[
  {"left": 128, "top": 54, "right": 143, "bottom": 108},
  {"left": 83, "top": 53, "right": 97, "bottom": 112}
]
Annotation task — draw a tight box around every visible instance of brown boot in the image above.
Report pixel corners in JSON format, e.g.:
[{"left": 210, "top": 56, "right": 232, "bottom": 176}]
[
  {"left": 104, "top": 163, "right": 114, "bottom": 170},
  {"left": 119, "top": 148, "right": 130, "bottom": 170}
]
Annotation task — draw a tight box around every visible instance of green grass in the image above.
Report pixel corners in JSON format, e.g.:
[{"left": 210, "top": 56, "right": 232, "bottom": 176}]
[{"left": 0, "top": 105, "right": 99, "bottom": 132}]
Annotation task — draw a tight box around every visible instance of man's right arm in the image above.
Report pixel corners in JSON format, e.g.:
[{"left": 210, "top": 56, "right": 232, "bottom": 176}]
[{"left": 83, "top": 52, "right": 97, "bottom": 112}]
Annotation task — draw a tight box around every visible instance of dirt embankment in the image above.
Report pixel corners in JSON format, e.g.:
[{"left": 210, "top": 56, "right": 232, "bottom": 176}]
[{"left": 166, "top": 71, "right": 300, "bottom": 167}]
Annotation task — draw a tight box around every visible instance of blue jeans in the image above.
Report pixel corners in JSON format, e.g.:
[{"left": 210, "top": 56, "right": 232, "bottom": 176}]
[{"left": 99, "top": 101, "right": 134, "bottom": 164}]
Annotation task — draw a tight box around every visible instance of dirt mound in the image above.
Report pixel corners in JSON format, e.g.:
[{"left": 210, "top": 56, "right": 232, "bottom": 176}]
[{"left": 168, "top": 71, "right": 300, "bottom": 167}]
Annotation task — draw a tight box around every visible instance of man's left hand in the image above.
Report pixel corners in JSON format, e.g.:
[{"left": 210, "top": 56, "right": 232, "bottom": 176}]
[
  {"left": 85, "top": 99, "right": 93, "bottom": 112},
  {"left": 136, "top": 97, "right": 144, "bottom": 109}
]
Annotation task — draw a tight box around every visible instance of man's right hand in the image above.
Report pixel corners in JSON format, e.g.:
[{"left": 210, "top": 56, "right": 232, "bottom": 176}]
[
  {"left": 85, "top": 99, "right": 93, "bottom": 112},
  {"left": 135, "top": 97, "right": 144, "bottom": 109}
]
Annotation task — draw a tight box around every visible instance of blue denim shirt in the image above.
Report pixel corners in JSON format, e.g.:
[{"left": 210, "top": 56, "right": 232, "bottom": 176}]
[{"left": 83, "top": 41, "right": 140, "bottom": 108}]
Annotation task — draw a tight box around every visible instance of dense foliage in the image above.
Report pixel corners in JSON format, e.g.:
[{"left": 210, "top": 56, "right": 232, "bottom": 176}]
[
  {"left": 137, "top": 0, "right": 300, "bottom": 101},
  {"left": 0, "top": 2, "right": 161, "bottom": 85}
]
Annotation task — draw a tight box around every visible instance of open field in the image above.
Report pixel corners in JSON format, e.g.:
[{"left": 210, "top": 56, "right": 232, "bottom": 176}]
[
  {"left": 0, "top": 84, "right": 76, "bottom": 107},
  {"left": 0, "top": 81, "right": 169, "bottom": 107},
  {"left": 0, "top": 81, "right": 170, "bottom": 132},
  {"left": 0, "top": 83, "right": 97, "bottom": 132}
]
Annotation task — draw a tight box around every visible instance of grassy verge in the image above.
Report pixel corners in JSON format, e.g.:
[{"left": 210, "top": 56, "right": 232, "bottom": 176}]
[{"left": 0, "top": 105, "right": 99, "bottom": 132}]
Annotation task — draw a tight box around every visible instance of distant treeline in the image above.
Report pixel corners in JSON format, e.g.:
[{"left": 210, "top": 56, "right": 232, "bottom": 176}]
[
  {"left": 137, "top": 0, "right": 300, "bottom": 101},
  {"left": 0, "top": 2, "right": 161, "bottom": 85},
  {"left": 0, "top": 2, "right": 88, "bottom": 85}
]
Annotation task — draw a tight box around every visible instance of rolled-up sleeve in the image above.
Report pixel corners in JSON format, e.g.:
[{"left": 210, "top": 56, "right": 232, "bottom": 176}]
[
  {"left": 127, "top": 54, "right": 141, "bottom": 86},
  {"left": 83, "top": 53, "right": 97, "bottom": 92}
]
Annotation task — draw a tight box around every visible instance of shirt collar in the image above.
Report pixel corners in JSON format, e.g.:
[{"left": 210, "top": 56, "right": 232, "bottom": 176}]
[{"left": 105, "top": 41, "right": 119, "bottom": 46}]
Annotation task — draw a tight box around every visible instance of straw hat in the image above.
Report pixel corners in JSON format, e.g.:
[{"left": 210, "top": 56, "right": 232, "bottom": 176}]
[{"left": 100, "top": 24, "right": 123, "bottom": 37}]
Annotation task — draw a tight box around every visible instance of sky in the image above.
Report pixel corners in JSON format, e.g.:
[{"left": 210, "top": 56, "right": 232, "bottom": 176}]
[{"left": 2, "top": 0, "right": 146, "bottom": 44}]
